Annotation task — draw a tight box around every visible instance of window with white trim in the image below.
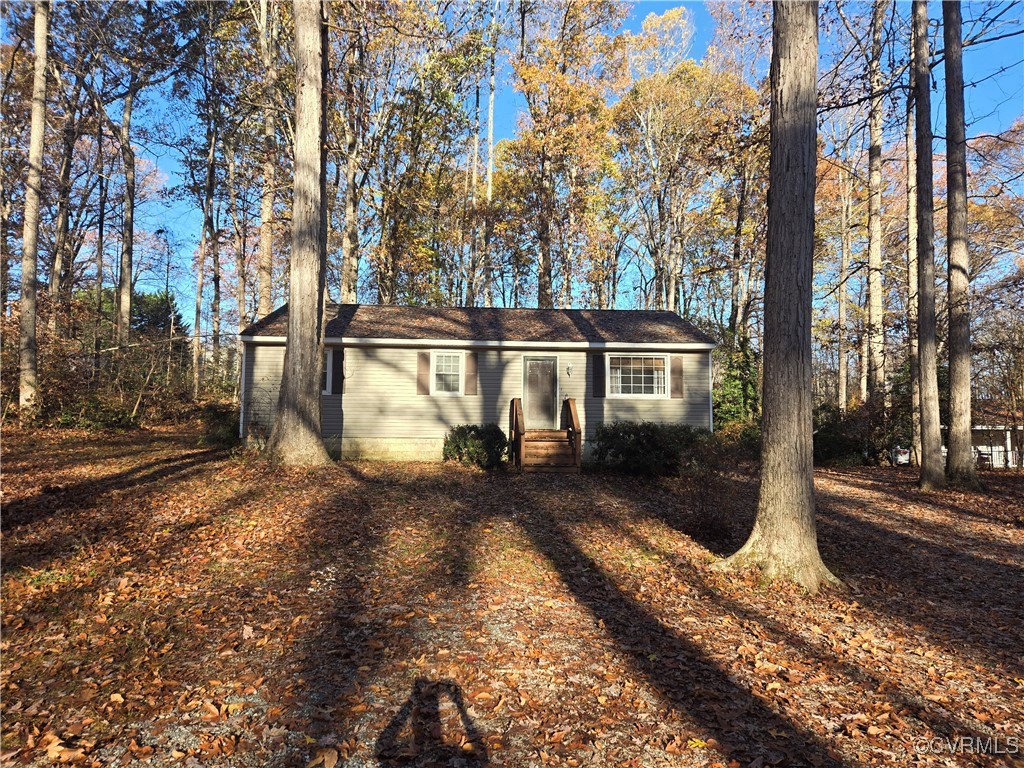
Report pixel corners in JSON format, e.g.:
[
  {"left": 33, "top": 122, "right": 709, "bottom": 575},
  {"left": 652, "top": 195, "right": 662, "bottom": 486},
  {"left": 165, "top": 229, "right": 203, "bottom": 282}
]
[
  {"left": 608, "top": 355, "right": 668, "bottom": 397},
  {"left": 321, "top": 350, "right": 332, "bottom": 394},
  {"left": 432, "top": 351, "right": 463, "bottom": 395}
]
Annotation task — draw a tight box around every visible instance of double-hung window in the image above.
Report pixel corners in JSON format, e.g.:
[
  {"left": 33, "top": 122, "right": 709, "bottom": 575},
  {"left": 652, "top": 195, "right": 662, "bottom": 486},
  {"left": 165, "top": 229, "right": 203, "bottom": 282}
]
[
  {"left": 321, "top": 349, "right": 332, "bottom": 394},
  {"left": 607, "top": 355, "right": 668, "bottom": 397},
  {"left": 432, "top": 351, "right": 463, "bottom": 395}
]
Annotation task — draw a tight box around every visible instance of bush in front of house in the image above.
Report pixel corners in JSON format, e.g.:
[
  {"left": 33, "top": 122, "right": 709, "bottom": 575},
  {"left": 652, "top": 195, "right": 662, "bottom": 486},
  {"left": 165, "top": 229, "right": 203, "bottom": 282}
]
[
  {"left": 442, "top": 423, "right": 508, "bottom": 469},
  {"left": 592, "top": 421, "right": 715, "bottom": 476}
]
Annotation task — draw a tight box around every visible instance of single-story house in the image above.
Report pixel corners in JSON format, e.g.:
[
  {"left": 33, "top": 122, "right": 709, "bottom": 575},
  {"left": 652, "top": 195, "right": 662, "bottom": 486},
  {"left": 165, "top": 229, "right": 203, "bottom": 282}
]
[
  {"left": 239, "top": 303, "right": 717, "bottom": 463},
  {"left": 969, "top": 403, "right": 1023, "bottom": 469}
]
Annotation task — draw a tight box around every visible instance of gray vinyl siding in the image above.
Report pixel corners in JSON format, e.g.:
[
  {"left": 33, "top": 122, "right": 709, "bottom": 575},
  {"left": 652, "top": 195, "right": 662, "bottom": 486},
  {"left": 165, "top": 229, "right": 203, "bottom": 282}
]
[
  {"left": 241, "top": 343, "right": 713, "bottom": 453},
  {"left": 590, "top": 351, "right": 711, "bottom": 433},
  {"left": 241, "top": 343, "right": 342, "bottom": 440}
]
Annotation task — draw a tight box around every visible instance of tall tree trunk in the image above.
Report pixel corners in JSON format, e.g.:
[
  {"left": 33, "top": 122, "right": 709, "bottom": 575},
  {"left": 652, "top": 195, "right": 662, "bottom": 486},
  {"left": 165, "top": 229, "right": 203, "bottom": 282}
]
[
  {"left": 266, "top": 0, "right": 330, "bottom": 466},
  {"left": 719, "top": 0, "right": 837, "bottom": 593},
  {"left": 465, "top": 84, "right": 481, "bottom": 307},
  {"left": 19, "top": 0, "right": 48, "bottom": 424},
  {"left": 93, "top": 107, "right": 106, "bottom": 375},
  {"left": 48, "top": 124, "right": 75, "bottom": 331},
  {"left": 339, "top": 28, "right": 361, "bottom": 304},
  {"left": 866, "top": 0, "right": 889, "bottom": 402},
  {"left": 943, "top": 1, "right": 978, "bottom": 488},
  {"left": 728, "top": 167, "right": 749, "bottom": 343},
  {"left": 227, "top": 149, "right": 248, "bottom": 399},
  {"left": 115, "top": 86, "right": 136, "bottom": 347},
  {"left": 211, "top": 206, "right": 221, "bottom": 380},
  {"left": 537, "top": 152, "right": 553, "bottom": 308},
  {"left": 906, "top": 47, "right": 921, "bottom": 466},
  {"left": 838, "top": 167, "right": 851, "bottom": 412},
  {"left": 258, "top": 0, "right": 278, "bottom": 318},
  {"left": 482, "top": 0, "right": 497, "bottom": 308},
  {"left": 913, "top": 0, "right": 945, "bottom": 490},
  {"left": 193, "top": 121, "right": 217, "bottom": 400}
]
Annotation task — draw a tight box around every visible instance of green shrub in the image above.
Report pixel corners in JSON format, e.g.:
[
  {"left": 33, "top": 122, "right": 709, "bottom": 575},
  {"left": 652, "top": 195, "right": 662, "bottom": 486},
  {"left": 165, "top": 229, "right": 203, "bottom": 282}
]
[
  {"left": 198, "top": 402, "right": 240, "bottom": 448},
  {"left": 592, "top": 421, "right": 715, "bottom": 476},
  {"left": 442, "top": 423, "right": 508, "bottom": 469}
]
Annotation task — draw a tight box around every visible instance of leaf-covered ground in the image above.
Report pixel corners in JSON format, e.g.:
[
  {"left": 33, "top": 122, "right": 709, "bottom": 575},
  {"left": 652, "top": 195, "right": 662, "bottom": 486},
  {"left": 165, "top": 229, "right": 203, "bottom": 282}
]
[{"left": 2, "top": 427, "right": 1022, "bottom": 768}]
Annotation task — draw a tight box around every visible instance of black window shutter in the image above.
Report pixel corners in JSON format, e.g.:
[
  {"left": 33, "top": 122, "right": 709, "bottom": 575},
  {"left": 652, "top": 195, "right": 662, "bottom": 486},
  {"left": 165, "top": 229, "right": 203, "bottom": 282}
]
[
  {"left": 332, "top": 348, "right": 344, "bottom": 394},
  {"left": 591, "top": 353, "right": 605, "bottom": 398},
  {"left": 671, "top": 355, "right": 685, "bottom": 398},
  {"left": 464, "top": 352, "right": 478, "bottom": 395},
  {"left": 417, "top": 351, "right": 431, "bottom": 395}
]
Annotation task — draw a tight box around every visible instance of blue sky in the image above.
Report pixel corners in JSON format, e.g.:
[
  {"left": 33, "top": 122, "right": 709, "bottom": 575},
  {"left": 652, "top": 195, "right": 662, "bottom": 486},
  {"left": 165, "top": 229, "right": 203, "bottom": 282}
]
[{"left": 135, "top": 1, "right": 1023, "bottom": 316}]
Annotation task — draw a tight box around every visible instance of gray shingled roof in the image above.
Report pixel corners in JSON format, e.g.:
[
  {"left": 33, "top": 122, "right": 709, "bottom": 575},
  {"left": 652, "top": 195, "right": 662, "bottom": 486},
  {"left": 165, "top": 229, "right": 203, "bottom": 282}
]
[{"left": 242, "top": 304, "right": 717, "bottom": 346}]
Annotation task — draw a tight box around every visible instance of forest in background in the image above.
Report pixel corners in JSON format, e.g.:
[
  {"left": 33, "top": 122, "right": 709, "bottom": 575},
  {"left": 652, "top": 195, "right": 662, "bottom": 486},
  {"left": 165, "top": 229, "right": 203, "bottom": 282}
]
[{"left": 1, "top": 0, "right": 1022, "bottom": 462}]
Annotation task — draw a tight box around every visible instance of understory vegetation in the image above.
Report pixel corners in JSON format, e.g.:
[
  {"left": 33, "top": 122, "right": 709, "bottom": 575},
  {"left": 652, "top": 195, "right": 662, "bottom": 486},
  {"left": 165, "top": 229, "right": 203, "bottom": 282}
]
[{"left": 2, "top": 427, "right": 1021, "bottom": 767}]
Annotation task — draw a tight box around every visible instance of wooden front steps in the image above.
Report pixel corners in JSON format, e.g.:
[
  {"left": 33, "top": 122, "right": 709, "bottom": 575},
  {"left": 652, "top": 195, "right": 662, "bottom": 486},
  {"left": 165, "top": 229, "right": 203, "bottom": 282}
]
[{"left": 509, "top": 399, "right": 582, "bottom": 473}]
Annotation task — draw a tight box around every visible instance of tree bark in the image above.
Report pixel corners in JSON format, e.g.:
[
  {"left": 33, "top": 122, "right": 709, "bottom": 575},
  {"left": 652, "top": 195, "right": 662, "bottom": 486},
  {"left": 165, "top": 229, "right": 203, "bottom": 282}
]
[
  {"left": 913, "top": 0, "right": 945, "bottom": 490},
  {"left": 482, "top": 0, "right": 497, "bottom": 308},
  {"left": 943, "top": 0, "right": 979, "bottom": 489},
  {"left": 866, "top": 0, "right": 889, "bottom": 402},
  {"left": 718, "top": 0, "right": 838, "bottom": 593},
  {"left": 257, "top": 0, "right": 278, "bottom": 318},
  {"left": 19, "top": 0, "right": 48, "bottom": 424},
  {"left": 115, "top": 85, "right": 136, "bottom": 347},
  {"left": 93, "top": 99, "right": 106, "bottom": 375},
  {"left": 537, "top": 151, "right": 553, "bottom": 308},
  {"left": 906, "top": 42, "right": 921, "bottom": 466},
  {"left": 838, "top": 167, "right": 851, "bottom": 412},
  {"left": 193, "top": 120, "right": 217, "bottom": 400},
  {"left": 226, "top": 147, "right": 248, "bottom": 399},
  {"left": 266, "top": 0, "right": 331, "bottom": 466}
]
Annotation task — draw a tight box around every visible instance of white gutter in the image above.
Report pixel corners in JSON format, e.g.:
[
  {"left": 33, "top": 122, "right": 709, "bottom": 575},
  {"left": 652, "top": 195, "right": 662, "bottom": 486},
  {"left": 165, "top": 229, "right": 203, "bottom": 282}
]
[{"left": 238, "top": 334, "right": 717, "bottom": 352}]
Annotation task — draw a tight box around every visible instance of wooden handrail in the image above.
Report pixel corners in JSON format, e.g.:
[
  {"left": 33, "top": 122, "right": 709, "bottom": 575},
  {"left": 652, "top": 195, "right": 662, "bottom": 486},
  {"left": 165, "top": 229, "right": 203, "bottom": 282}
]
[
  {"left": 509, "top": 397, "right": 525, "bottom": 469},
  {"left": 561, "top": 397, "right": 582, "bottom": 468}
]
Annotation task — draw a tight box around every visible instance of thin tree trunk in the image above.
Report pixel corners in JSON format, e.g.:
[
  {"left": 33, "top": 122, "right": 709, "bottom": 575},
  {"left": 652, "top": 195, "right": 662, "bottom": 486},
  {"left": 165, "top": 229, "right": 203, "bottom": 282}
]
[
  {"left": 906, "top": 48, "right": 921, "bottom": 467},
  {"left": 483, "top": 0, "right": 497, "bottom": 308},
  {"left": 19, "top": 0, "right": 48, "bottom": 424},
  {"left": 211, "top": 205, "right": 221, "bottom": 380},
  {"left": 537, "top": 152, "right": 553, "bottom": 308},
  {"left": 838, "top": 167, "right": 851, "bottom": 412},
  {"left": 115, "top": 86, "right": 136, "bottom": 347},
  {"left": 258, "top": 0, "right": 278, "bottom": 318},
  {"left": 866, "top": 0, "right": 889, "bottom": 402},
  {"left": 339, "top": 25, "right": 362, "bottom": 304},
  {"left": 719, "top": 0, "right": 837, "bottom": 593},
  {"left": 266, "top": 0, "right": 330, "bottom": 466},
  {"left": 48, "top": 125, "right": 75, "bottom": 331},
  {"left": 227, "top": 149, "right": 248, "bottom": 400},
  {"left": 93, "top": 107, "right": 106, "bottom": 375},
  {"left": 193, "top": 120, "right": 217, "bottom": 400},
  {"left": 943, "top": 0, "right": 979, "bottom": 489},
  {"left": 913, "top": 0, "right": 945, "bottom": 490}
]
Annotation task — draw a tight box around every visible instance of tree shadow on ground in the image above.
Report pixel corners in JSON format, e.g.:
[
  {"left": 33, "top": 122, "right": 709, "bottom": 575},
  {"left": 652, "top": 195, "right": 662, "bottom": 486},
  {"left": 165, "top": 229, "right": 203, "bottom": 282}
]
[{"left": 621, "top": 468, "right": 1023, "bottom": 678}]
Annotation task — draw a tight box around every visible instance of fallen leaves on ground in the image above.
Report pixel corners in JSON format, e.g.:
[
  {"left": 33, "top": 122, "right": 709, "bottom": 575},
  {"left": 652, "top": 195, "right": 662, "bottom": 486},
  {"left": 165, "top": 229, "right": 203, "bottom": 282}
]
[{"left": 1, "top": 426, "right": 1021, "bottom": 767}]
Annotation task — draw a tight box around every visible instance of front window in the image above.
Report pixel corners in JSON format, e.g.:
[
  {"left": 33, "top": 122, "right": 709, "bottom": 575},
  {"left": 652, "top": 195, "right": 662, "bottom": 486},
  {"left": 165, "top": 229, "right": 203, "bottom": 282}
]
[
  {"left": 321, "top": 350, "right": 331, "bottom": 394},
  {"left": 433, "top": 352, "right": 462, "bottom": 394},
  {"left": 608, "top": 355, "right": 667, "bottom": 397}
]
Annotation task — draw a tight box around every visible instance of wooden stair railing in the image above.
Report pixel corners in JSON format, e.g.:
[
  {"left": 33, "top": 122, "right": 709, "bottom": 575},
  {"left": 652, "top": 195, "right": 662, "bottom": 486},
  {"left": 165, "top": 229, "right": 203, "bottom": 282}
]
[
  {"left": 509, "top": 397, "right": 581, "bottom": 473},
  {"left": 508, "top": 398, "right": 526, "bottom": 469}
]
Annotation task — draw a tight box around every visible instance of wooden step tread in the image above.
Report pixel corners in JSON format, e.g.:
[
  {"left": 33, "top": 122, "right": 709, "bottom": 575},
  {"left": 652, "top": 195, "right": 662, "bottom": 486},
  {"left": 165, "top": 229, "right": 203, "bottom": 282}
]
[
  {"left": 523, "top": 465, "right": 580, "bottom": 473},
  {"left": 523, "top": 429, "right": 570, "bottom": 440}
]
